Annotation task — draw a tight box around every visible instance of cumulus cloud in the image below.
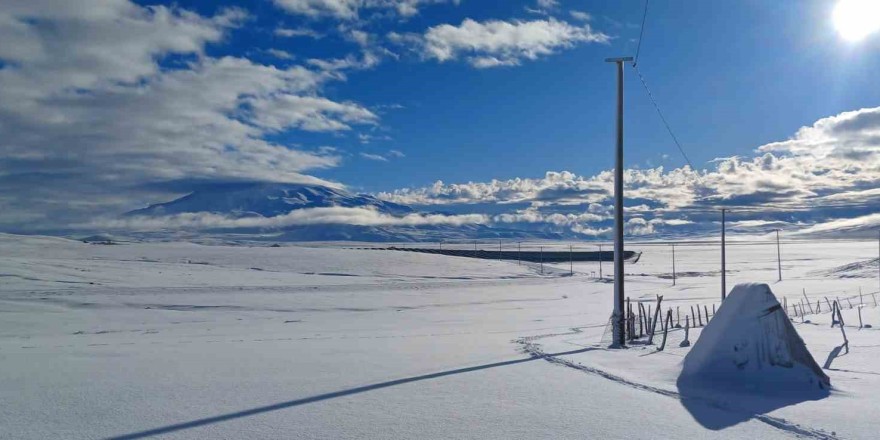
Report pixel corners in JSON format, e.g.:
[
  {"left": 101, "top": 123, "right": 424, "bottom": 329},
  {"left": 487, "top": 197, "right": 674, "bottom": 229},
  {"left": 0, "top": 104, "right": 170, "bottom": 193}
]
[
  {"left": 0, "top": 1, "right": 377, "bottom": 230},
  {"left": 378, "top": 106, "right": 880, "bottom": 237},
  {"left": 88, "top": 207, "right": 488, "bottom": 231},
  {"left": 392, "top": 17, "right": 609, "bottom": 68}
]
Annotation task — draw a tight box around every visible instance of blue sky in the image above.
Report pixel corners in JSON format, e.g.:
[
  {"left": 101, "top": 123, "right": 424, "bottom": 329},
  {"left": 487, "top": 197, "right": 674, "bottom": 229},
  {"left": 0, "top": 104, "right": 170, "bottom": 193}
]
[
  {"left": 161, "top": 0, "right": 880, "bottom": 193},
  {"left": 0, "top": 0, "right": 879, "bottom": 237}
]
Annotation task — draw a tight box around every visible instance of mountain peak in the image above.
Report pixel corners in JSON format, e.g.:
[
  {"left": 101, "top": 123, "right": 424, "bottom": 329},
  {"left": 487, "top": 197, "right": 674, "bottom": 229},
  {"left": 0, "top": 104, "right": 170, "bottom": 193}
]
[{"left": 125, "top": 182, "right": 413, "bottom": 218}]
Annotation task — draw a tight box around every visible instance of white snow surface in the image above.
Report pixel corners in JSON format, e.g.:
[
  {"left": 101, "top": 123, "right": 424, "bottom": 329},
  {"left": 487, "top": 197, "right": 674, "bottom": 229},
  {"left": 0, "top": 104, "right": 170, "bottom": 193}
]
[
  {"left": 1, "top": 233, "right": 879, "bottom": 439},
  {"left": 680, "top": 283, "right": 830, "bottom": 391}
]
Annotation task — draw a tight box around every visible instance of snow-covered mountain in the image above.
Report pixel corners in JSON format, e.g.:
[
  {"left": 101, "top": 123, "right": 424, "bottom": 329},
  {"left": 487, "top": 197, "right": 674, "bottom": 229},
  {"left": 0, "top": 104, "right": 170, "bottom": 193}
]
[
  {"left": 123, "top": 183, "right": 565, "bottom": 242},
  {"left": 126, "top": 183, "right": 413, "bottom": 218}
]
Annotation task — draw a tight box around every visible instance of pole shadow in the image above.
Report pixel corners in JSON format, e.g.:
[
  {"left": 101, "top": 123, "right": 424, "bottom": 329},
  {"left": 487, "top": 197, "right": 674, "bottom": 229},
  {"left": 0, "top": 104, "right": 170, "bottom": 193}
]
[{"left": 108, "top": 347, "right": 593, "bottom": 440}]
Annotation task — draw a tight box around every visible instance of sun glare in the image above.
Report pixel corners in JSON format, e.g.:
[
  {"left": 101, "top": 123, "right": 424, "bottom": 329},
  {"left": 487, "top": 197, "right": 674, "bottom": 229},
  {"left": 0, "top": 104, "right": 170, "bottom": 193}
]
[{"left": 833, "top": 0, "right": 880, "bottom": 41}]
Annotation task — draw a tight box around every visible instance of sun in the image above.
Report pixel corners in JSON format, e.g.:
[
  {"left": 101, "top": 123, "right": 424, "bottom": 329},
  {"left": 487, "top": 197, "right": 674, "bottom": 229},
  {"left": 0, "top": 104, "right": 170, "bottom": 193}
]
[{"left": 833, "top": 0, "right": 880, "bottom": 42}]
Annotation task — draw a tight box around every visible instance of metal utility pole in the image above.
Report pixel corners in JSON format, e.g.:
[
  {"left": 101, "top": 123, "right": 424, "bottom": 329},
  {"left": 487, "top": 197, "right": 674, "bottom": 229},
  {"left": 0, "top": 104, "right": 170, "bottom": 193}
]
[
  {"left": 517, "top": 242, "right": 521, "bottom": 265},
  {"left": 606, "top": 56, "right": 632, "bottom": 348},
  {"left": 570, "top": 244, "right": 573, "bottom": 276},
  {"left": 672, "top": 243, "right": 676, "bottom": 286},
  {"left": 499, "top": 239, "right": 502, "bottom": 260},
  {"left": 599, "top": 244, "right": 603, "bottom": 279},
  {"left": 721, "top": 208, "right": 727, "bottom": 301},
  {"left": 776, "top": 229, "right": 782, "bottom": 282}
]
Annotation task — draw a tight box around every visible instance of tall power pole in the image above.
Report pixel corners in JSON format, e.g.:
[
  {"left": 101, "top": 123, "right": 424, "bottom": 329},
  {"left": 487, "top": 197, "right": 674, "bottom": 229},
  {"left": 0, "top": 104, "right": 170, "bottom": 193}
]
[
  {"left": 672, "top": 243, "right": 676, "bottom": 286},
  {"left": 598, "top": 244, "right": 603, "bottom": 279},
  {"left": 606, "top": 56, "right": 632, "bottom": 348},
  {"left": 776, "top": 229, "right": 782, "bottom": 282}
]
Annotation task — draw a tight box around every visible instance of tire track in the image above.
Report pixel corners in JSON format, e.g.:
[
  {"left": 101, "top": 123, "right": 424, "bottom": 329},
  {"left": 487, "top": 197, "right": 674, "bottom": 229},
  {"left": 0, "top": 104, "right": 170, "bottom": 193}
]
[{"left": 514, "top": 328, "right": 840, "bottom": 440}]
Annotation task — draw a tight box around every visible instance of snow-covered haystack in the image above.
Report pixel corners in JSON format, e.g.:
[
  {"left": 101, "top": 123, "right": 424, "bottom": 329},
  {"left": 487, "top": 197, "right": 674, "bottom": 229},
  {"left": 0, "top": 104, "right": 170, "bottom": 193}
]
[{"left": 679, "top": 283, "right": 830, "bottom": 392}]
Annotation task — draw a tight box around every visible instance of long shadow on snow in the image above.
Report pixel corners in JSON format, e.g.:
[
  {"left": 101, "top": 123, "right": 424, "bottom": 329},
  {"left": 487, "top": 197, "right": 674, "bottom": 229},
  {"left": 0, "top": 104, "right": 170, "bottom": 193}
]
[
  {"left": 676, "top": 376, "right": 830, "bottom": 430},
  {"left": 107, "top": 347, "right": 592, "bottom": 440}
]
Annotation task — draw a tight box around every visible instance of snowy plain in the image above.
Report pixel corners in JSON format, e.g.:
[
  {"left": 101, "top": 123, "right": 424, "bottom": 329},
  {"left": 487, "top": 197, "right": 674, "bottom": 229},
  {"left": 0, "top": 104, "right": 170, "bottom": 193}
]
[{"left": 1, "top": 233, "right": 879, "bottom": 439}]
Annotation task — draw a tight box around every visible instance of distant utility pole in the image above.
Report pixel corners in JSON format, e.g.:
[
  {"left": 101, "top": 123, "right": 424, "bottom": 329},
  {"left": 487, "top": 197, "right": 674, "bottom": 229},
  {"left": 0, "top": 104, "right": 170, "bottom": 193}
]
[
  {"left": 570, "top": 244, "right": 573, "bottom": 276},
  {"left": 776, "top": 229, "right": 782, "bottom": 282},
  {"left": 672, "top": 243, "right": 676, "bottom": 286},
  {"left": 517, "top": 242, "right": 521, "bottom": 265},
  {"left": 606, "top": 56, "right": 632, "bottom": 348},
  {"left": 499, "top": 239, "right": 502, "bottom": 260},
  {"left": 599, "top": 244, "right": 603, "bottom": 279},
  {"left": 540, "top": 246, "right": 544, "bottom": 275},
  {"left": 721, "top": 208, "right": 727, "bottom": 301}
]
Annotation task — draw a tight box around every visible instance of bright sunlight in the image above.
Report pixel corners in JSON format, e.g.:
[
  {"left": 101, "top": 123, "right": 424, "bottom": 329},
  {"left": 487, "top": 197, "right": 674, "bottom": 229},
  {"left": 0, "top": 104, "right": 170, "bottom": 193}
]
[{"left": 833, "top": 0, "right": 880, "bottom": 41}]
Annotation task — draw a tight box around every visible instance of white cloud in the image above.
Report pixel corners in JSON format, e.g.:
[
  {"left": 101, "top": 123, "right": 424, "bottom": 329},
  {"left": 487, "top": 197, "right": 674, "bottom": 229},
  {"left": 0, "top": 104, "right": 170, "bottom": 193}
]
[
  {"left": 359, "top": 150, "right": 404, "bottom": 161},
  {"left": 249, "top": 95, "right": 377, "bottom": 132},
  {"left": 0, "top": 1, "right": 377, "bottom": 230},
  {"left": 569, "top": 10, "right": 592, "bottom": 21},
  {"left": 273, "top": 0, "right": 360, "bottom": 20},
  {"left": 88, "top": 207, "right": 488, "bottom": 231},
  {"left": 395, "top": 18, "right": 609, "bottom": 68},
  {"left": 791, "top": 213, "right": 880, "bottom": 237},
  {"left": 272, "top": 0, "right": 459, "bottom": 20},
  {"left": 275, "top": 27, "right": 324, "bottom": 38},
  {"left": 360, "top": 152, "right": 389, "bottom": 161},
  {"left": 378, "top": 106, "right": 880, "bottom": 237},
  {"left": 266, "top": 48, "right": 296, "bottom": 59},
  {"left": 525, "top": 0, "right": 560, "bottom": 16}
]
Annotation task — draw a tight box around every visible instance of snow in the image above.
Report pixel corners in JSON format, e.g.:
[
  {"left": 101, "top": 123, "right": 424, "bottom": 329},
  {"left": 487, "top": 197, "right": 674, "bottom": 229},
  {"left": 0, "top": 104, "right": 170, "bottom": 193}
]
[
  {"left": 680, "top": 283, "right": 830, "bottom": 392},
  {"left": 1, "top": 233, "right": 879, "bottom": 439}
]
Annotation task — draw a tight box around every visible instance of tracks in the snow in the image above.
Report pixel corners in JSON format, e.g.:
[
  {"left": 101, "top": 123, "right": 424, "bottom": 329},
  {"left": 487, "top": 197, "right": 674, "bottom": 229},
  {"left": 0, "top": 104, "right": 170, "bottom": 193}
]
[{"left": 514, "top": 328, "right": 841, "bottom": 440}]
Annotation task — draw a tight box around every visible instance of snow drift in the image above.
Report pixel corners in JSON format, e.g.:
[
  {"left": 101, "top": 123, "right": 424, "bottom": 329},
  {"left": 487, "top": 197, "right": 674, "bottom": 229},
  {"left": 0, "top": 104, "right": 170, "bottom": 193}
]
[{"left": 679, "top": 283, "right": 830, "bottom": 392}]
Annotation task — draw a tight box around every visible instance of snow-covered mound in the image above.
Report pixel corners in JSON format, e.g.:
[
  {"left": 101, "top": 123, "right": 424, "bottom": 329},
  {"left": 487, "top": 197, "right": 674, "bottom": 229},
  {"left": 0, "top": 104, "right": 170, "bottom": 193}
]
[{"left": 679, "top": 283, "right": 830, "bottom": 392}]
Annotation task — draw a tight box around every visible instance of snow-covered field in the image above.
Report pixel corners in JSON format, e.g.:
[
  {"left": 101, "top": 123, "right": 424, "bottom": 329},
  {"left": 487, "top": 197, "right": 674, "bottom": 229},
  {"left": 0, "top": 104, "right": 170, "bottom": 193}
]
[{"left": 1, "top": 233, "right": 879, "bottom": 439}]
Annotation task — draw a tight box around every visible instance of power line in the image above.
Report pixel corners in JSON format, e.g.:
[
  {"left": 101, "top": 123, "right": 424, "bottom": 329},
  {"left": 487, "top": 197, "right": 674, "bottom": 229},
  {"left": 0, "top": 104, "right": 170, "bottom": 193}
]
[
  {"left": 633, "top": 0, "right": 649, "bottom": 67},
  {"left": 628, "top": 0, "right": 696, "bottom": 172},
  {"left": 632, "top": 64, "right": 696, "bottom": 171}
]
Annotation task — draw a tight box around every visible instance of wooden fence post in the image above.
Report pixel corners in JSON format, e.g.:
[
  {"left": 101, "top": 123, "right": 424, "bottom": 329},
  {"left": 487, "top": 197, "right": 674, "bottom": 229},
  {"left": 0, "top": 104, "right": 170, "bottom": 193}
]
[
  {"left": 834, "top": 301, "right": 849, "bottom": 354},
  {"left": 680, "top": 317, "right": 691, "bottom": 347},
  {"left": 803, "top": 289, "right": 813, "bottom": 314},
  {"left": 658, "top": 309, "right": 674, "bottom": 351},
  {"left": 647, "top": 295, "right": 663, "bottom": 345}
]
